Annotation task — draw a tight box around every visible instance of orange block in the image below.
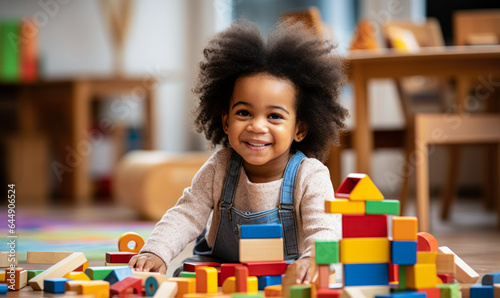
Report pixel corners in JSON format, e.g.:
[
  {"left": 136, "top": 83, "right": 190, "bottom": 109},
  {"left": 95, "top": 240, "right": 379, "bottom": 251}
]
[
  {"left": 392, "top": 217, "right": 418, "bottom": 241},
  {"left": 235, "top": 266, "right": 248, "bottom": 292},
  {"left": 264, "top": 284, "right": 282, "bottom": 297},
  {"left": 417, "top": 232, "right": 438, "bottom": 251},
  {"left": 195, "top": 266, "right": 217, "bottom": 293},
  {"left": 168, "top": 277, "right": 196, "bottom": 298}
]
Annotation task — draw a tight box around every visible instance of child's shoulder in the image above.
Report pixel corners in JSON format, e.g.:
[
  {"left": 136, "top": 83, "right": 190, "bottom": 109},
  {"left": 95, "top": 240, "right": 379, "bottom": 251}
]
[{"left": 204, "top": 147, "right": 233, "bottom": 168}]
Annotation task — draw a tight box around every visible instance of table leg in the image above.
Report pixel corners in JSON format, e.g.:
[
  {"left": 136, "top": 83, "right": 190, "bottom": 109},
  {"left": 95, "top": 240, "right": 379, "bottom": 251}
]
[{"left": 352, "top": 70, "right": 372, "bottom": 175}]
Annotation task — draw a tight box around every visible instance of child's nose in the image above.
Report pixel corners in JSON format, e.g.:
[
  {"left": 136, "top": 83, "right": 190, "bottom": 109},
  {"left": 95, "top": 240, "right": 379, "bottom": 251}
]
[{"left": 247, "top": 117, "right": 268, "bottom": 133}]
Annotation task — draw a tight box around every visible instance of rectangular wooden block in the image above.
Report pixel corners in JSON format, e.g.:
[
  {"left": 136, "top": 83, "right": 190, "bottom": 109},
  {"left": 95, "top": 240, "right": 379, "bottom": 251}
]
[
  {"left": 406, "top": 264, "right": 437, "bottom": 290},
  {"left": 44, "top": 278, "right": 70, "bottom": 293},
  {"left": 389, "top": 262, "right": 399, "bottom": 283},
  {"left": 365, "top": 200, "right": 400, "bottom": 215},
  {"left": 195, "top": 266, "right": 217, "bottom": 293},
  {"left": 325, "top": 199, "right": 365, "bottom": 214},
  {"left": 105, "top": 252, "right": 137, "bottom": 264},
  {"left": 340, "top": 238, "right": 390, "bottom": 264},
  {"left": 264, "top": 284, "right": 282, "bottom": 297},
  {"left": 341, "top": 285, "right": 392, "bottom": 297},
  {"left": 27, "top": 251, "right": 73, "bottom": 264},
  {"left": 437, "top": 283, "right": 460, "bottom": 298},
  {"left": 436, "top": 253, "right": 455, "bottom": 274},
  {"left": 392, "top": 217, "right": 418, "bottom": 241},
  {"left": 437, "top": 246, "right": 479, "bottom": 283},
  {"left": 14, "top": 268, "right": 27, "bottom": 290},
  {"left": 343, "top": 263, "right": 389, "bottom": 286},
  {"left": 239, "top": 238, "right": 284, "bottom": 262},
  {"left": 78, "top": 280, "right": 110, "bottom": 298},
  {"left": 317, "top": 265, "right": 329, "bottom": 289},
  {"left": 29, "top": 252, "right": 87, "bottom": 290},
  {"left": 342, "top": 214, "right": 388, "bottom": 238},
  {"left": 391, "top": 241, "right": 417, "bottom": 265},
  {"left": 183, "top": 262, "right": 220, "bottom": 272},
  {"left": 235, "top": 266, "right": 248, "bottom": 293},
  {"left": 416, "top": 287, "right": 441, "bottom": 298},
  {"left": 257, "top": 276, "right": 281, "bottom": 290},
  {"left": 290, "top": 284, "right": 311, "bottom": 298},
  {"left": 417, "top": 251, "right": 437, "bottom": 264},
  {"left": 240, "top": 224, "right": 283, "bottom": 239},
  {"left": 313, "top": 239, "right": 339, "bottom": 264},
  {"left": 132, "top": 270, "right": 168, "bottom": 286},
  {"left": 244, "top": 261, "right": 287, "bottom": 276},
  {"left": 470, "top": 284, "right": 494, "bottom": 298},
  {"left": 168, "top": 277, "right": 196, "bottom": 298},
  {"left": 152, "top": 281, "right": 178, "bottom": 298},
  {"left": 0, "top": 252, "right": 17, "bottom": 267}
]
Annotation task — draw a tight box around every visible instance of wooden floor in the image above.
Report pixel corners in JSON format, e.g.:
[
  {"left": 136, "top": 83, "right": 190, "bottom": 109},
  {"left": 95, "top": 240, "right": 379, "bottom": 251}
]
[{"left": 4, "top": 196, "right": 500, "bottom": 296}]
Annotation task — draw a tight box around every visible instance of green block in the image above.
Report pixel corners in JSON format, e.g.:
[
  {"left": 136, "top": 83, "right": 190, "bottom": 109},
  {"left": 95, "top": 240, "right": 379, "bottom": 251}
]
[
  {"left": 365, "top": 200, "right": 400, "bottom": 215},
  {"left": 27, "top": 270, "right": 44, "bottom": 281},
  {"left": 438, "top": 283, "right": 460, "bottom": 298},
  {"left": 396, "top": 265, "right": 407, "bottom": 290},
  {"left": 290, "top": 285, "right": 311, "bottom": 298},
  {"left": 231, "top": 294, "right": 265, "bottom": 298},
  {"left": 314, "top": 239, "right": 339, "bottom": 264},
  {"left": 180, "top": 271, "right": 196, "bottom": 278},
  {"left": 0, "top": 20, "right": 20, "bottom": 81},
  {"left": 85, "top": 266, "right": 123, "bottom": 280}
]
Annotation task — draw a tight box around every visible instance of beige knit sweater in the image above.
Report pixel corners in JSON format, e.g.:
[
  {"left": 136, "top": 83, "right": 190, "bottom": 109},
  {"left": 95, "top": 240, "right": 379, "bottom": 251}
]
[{"left": 141, "top": 148, "right": 341, "bottom": 268}]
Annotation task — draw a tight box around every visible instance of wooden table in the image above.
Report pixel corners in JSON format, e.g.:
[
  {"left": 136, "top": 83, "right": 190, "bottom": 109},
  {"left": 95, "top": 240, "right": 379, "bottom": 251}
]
[
  {"left": 347, "top": 45, "right": 500, "bottom": 174},
  {"left": 1, "top": 77, "right": 156, "bottom": 205}
]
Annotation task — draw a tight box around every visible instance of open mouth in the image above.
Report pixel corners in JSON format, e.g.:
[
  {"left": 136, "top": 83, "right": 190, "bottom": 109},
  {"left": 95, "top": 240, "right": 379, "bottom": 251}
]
[{"left": 244, "top": 141, "right": 270, "bottom": 147}]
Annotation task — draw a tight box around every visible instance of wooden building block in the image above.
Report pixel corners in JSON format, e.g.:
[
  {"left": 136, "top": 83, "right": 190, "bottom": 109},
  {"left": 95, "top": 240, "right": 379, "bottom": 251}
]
[
  {"left": 105, "top": 252, "right": 137, "bottom": 264},
  {"left": 482, "top": 272, "right": 500, "bottom": 285},
  {"left": 342, "top": 215, "right": 388, "bottom": 238},
  {"left": 168, "top": 277, "right": 196, "bottom": 298},
  {"left": 180, "top": 271, "right": 196, "bottom": 278},
  {"left": 239, "top": 238, "right": 284, "bottom": 262},
  {"left": 290, "top": 284, "right": 311, "bottom": 298},
  {"left": 325, "top": 199, "right": 365, "bottom": 214},
  {"left": 397, "top": 265, "right": 407, "bottom": 290},
  {"left": 340, "top": 238, "right": 390, "bottom": 264},
  {"left": 416, "top": 287, "right": 441, "bottom": 298},
  {"left": 459, "top": 283, "right": 475, "bottom": 298},
  {"left": 437, "top": 273, "right": 454, "bottom": 283},
  {"left": 0, "top": 252, "right": 17, "bottom": 267},
  {"left": 392, "top": 217, "right": 418, "bottom": 241},
  {"left": 257, "top": 276, "right": 282, "bottom": 290},
  {"left": 27, "top": 270, "right": 44, "bottom": 281},
  {"left": 235, "top": 266, "right": 248, "bottom": 293},
  {"left": 183, "top": 262, "right": 220, "bottom": 272},
  {"left": 437, "top": 246, "right": 479, "bottom": 283},
  {"left": 85, "top": 266, "right": 126, "bottom": 280},
  {"left": 470, "top": 284, "right": 494, "bottom": 298},
  {"left": 27, "top": 251, "right": 73, "bottom": 264},
  {"left": 335, "top": 173, "right": 384, "bottom": 201},
  {"left": 391, "top": 241, "right": 417, "bottom": 265},
  {"left": 374, "top": 292, "right": 426, "bottom": 297},
  {"left": 244, "top": 261, "right": 287, "bottom": 276},
  {"left": 317, "top": 265, "right": 329, "bottom": 289},
  {"left": 109, "top": 276, "right": 143, "bottom": 298},
  {"left": 436, "top": 253, "right": 455, "bottom": 274},
  {"left": 78, "top": 280, "right": 110, "bottom": 298},
  {"left": 104, "top": 266, "right": 133, "bottom": 284},
  {"left": 118, "top": 232, "right": 145, "bottom": 253},
  {"left": 388, "top": 263, "right": 398, "bottom": 283},
  {"left": 44, "top": 278, "right": 70, "bottom": 293},
  {"left": 264, "top": 284, "right": 282, "bottom": 297},
  {"left": 240, "top": 224, "right": 283, "bottom": 239},
  {"left": 220, "top": 263, "right": 240, "bottom": 285},
  {"left": 406, "top": 264, "right": 437, "bottom": 290},
  {"left": 417, "top": 232, "right": 438, "bottom": 252},
  {"left": 152, "top": 281, "right": 177, "bottom": 298},
  {"left": 64, "top": 271, "right": 91, "bottom": 281},
  {"left": 13, "top": 268, "right": 27, "bottom": 290},
  {"left": 417, "top": 251, "right": 437, "bottom": 264},
  {"left": 105, "top": 262, "right": 128, "bottom": 266},
  {"left": 0, "top": 284, "right": 7, "bottom": 294},
  {"left": 222, "top": 276, "right": 236, "bottom": 294},
  {"left": 437, "top": 283, "right": 460, "bottom": 298},
  {"left": 29, "top": 252, "right": 87, "bottom": 290},
  {"left": 145, "top": 276, "right": 159, "bottom": 296},
  {"left": 494, "top": 284, "right": 500, "bottom": 298},
  {"left": 132, "top": 270, "right": 168, "bottom": 286},
  {"left": 195, "top": 266, "right": 217, "bottom": 293},
  {"left": 340, "top": 285, "right": 390, "bottom": 297},
  {"left": 343, "top": 263, "right": 389, "bottom": 287},
  {"left": 316, "top": 288, "right": 342, "bottom": 298},
  {"left": 314, "top": 239, "right": 339, "bottom": 264},
  {"left": 365, "top": 200, "right": 400, "bottom": 215},
  {"left": 247, "top": 276, "right": 258, "bottom": 293}
]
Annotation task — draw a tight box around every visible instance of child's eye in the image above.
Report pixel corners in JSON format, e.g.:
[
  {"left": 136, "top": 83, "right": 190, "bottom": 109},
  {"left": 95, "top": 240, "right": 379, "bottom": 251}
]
[
  {"left": 268, "top": 113, "right": 284, "bottom": 120},
  {"left": 236, "top": 110, "right": 250, "bottom": 117}
]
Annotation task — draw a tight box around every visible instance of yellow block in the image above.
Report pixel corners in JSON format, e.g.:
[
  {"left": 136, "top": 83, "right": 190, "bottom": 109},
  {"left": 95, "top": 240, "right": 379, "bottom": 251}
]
[
  {"left": 417, "top": 251, "right": 437, "bottom": 264},
  {"left": 336, "top": 174, "right": 384, "bottom": 201},
  {"left": 340, "top": 238, "right": 390, "bottom": 264},
  {"left": 248, "top": 276, "right": 258, "bottom": 293},
  {"left": 325, "top": 199, "right": 365, "bottom": 214},
  {"left": 392, "top": 216, "right": 418, "bottom": 241},
  {"left": 195, "top": 266, "right": 218, "bottom": 293},
  {"left": 168, "top": 277, "right": 196, "bottom": 298},
  {"left": 222, "top": 276, "right": 236, "bottom": 294},
  {"left": 0, "top": 271, "right": 5, "bottom": 282},
  {"left": 64, "top": 271, "right": 91, "bottom": 281},
  {"left": 183, "top": 294, "right": 206, "bottom": 298},
  {"left": 406, "top": 264, "right": 437, "bottom": 290},
  {"left": 66, "top": 281, "right": 110, "bottom": 298}
]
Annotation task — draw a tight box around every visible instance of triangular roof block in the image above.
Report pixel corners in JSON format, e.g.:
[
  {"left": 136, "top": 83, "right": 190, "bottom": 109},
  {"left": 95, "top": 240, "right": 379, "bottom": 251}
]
[{"left": 335, "top": 173, "right": 384, "bottom": 201}]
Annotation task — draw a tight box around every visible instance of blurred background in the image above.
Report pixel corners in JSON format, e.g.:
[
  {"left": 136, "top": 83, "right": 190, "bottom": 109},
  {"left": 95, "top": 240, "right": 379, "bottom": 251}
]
[{"left": 0, "top": 0, "right": 499, "bottom": 216}]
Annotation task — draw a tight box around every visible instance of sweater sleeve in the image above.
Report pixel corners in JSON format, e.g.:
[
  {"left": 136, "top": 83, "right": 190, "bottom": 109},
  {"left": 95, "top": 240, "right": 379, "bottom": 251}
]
[
  {"left": 296, "top": 158, "right": 341, "bottom": 258},
  {"left": 139, "top": 151, "right": 220, "bottom": 267}
]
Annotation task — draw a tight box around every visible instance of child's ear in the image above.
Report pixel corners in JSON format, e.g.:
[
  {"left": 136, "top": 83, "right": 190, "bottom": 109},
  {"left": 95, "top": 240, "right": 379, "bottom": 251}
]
[
  {"left": 294, "top": 122, "right": 308, "bottom": 142},
  {"left": 222, "top": 113, "right": 229, "bottom": 134}
]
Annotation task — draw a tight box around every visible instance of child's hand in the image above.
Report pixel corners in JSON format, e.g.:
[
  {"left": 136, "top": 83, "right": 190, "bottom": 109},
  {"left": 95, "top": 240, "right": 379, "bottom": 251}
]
[
  {"left": 129, "top": 253, "right": 167, "bottom": 274},
  {"left": 282, "top": 257, "right": 312, "bottom": 298}
]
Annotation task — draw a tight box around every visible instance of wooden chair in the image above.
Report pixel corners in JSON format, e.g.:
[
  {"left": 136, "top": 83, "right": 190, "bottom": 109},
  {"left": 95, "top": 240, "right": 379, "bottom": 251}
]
[{"left": 415, "top": 114, "right": 500, "bottom": 232}]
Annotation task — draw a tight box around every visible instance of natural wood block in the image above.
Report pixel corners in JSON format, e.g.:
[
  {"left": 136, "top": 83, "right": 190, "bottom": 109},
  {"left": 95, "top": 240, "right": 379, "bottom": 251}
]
[
  {"left": 340, "top": 285, "right": 390, "bottom": 297},
  {"left": 29, "top": 252, "right": 87, "bottom": 290},
  {"left": 0, "top": 252, "right": 17, "bottom": 267},
  {"left": 152, "top": 281, "right": 177, "bottom": 298},
  {"left": 239, "top": 238, "right": 284, "bottom": 262},
  {"left": 437, "top": 246, "right": 479, "bottom": 284},
  {"left": 436, "top": 253, "right": 456, "bottom": 274},
  {"left": 132, "top": 270, "right": 168, "bottom": 286},
  {"left": 27, "top": 251, "right": 73, "bottom": 264}
]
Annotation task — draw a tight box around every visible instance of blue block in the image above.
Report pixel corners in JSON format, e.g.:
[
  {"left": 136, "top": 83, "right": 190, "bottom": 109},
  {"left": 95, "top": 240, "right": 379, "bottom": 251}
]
[
  {"left": 482, "top": 272, "right": 500, "bottom": 285},
  {"left": 257, "top": 275, "right": 282, "bottom": 290},
  {"left": 145, "top": 276, "right": 159, "bottom": 296},
  {"left": 375, "top": 293, "right": 423, "bottom": 298},
  {"left": 240, "top": 224, "right": 283, "bottom": 239},
  {"left": 104, "top": 266, "right": 133, "bottom": 284},
  {"left": 44, "top": 278, "right": 70, "bottom": 293},
  {"left": 391, "top": 241, "right": 417, "bottom": 265},
  {"left": 344, "top": 263, "right": 389, "bottom": 286},
  {"left": 0, "top": 284, "right": 8, "bottom": 294},
  {"left": 470, "top": 284, "right": 494, "bottom": 298}
]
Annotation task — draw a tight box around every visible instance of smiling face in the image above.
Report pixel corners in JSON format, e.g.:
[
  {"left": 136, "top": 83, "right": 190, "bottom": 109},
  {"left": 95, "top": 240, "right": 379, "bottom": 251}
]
[{"left": 222, "top": 72, "right": 307, "bottom": 181}]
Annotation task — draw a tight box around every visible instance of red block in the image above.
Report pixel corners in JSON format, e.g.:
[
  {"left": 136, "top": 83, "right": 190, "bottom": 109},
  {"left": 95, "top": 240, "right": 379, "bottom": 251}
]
[
  {"left": 235, "top": 266, "right": 248, "bottom": 293},
  {"left": 318, "top": 265, "right": 330, "bottom": 289},
  {"left": 106, "top": 252, "right": 137, "bottom": 264},
  {"left": 417, "top": 232, "right": 438, "bottom": 252},
  {"left": 389, "top": 262, "right": 399, "bottom": 283},
  {"left": 244, "top": 261, "right": 287, "bottom": 276},
  {"left": 110, "top": 276, "right": 143, "bottom": 298},
  {"left": 342, "top": 214, "right": 388, "bottom": 238},
  {"left": 417, "top": 287, "right": 441, "bottom": 298},
  {"left": 183, "top": 262, "right": 220, "bottom": 272},
  {"left": 438, "top": 273, "right": 455, "bottom": 283},
  {"left": 220, "top": 263, "right": 242, "bottom": 286},
  {"left": 317, "top": 288, "right": 342, "bottom": 298}
]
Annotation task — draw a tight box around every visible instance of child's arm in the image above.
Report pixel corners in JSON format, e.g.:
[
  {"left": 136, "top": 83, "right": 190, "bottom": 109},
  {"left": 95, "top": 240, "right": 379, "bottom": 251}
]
[{"left": 129, "top": 252, "right": 166, "bottom": 274}]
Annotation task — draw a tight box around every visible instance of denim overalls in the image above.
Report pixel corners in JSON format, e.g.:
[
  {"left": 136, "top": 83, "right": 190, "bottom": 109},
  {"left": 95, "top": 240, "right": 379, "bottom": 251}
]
[{"left": 192, "top": 150, "right": 306, "bottom": 262}]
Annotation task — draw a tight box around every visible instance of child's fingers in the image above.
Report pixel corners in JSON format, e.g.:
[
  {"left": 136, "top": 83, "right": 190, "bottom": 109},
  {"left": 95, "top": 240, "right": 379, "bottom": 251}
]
[
  {"left": 128, "top": 255, "right": 138, "bottom": 268},
  {"left": 159, "top": 264, "right": 167, "bottom": 275},
  {"left": 132, "top": 255, "right": 149, "bottom": 271},
  {"left": 142, "top": 259, "right": 157, "bottom": 272}
]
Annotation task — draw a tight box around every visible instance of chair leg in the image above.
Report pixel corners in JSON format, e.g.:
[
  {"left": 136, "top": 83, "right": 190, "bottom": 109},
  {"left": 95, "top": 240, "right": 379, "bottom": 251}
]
[
  {"left": 441, "top": 145, "right": 461, "bottom": 220},
  {"left": 326, "top": 145, "right": 342, "bottom": 190},
  {"left": 484, "top": 144, "right": 497, "bottom": 210},
  {"left": 497, "top": 143, "right": 500, "bottom": 231},
  {"left": 416, "top": 142, "right": 430, "bottom": 232},
  {"left": 398, "top": 129, "right": 414, "bottom": 216}
]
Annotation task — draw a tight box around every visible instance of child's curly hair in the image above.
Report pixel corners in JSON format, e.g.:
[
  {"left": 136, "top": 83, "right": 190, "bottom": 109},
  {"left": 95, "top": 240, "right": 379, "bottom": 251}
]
[{"left": 193, "top": 19, "right": 348, "bottom": 162}]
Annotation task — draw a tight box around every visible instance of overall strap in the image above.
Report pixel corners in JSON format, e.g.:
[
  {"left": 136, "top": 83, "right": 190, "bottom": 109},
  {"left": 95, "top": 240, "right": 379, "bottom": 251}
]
[
  {"left": 218, "top": 150, "right": 244, "bottom": 210},
  {"left": 279, "top": 151, "right": 306, "bottom": 257}
]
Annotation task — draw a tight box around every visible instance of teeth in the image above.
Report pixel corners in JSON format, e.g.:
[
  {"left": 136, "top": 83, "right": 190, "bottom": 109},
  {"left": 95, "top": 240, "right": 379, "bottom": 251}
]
[{"left": 248, "top": 142, "right": 266, "bottom": 147}]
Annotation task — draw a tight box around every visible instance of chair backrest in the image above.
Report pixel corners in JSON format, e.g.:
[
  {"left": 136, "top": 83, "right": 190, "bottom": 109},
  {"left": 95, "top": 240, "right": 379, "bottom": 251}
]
[
  {"left": 281, "top": 6, "right": 329, "bottom": 39},
  {"left": 383, "top": 18, "right": 445, "bottom": 48},
  {"left": 453, "top": 10, "right": 500, "bottom": 45}
]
